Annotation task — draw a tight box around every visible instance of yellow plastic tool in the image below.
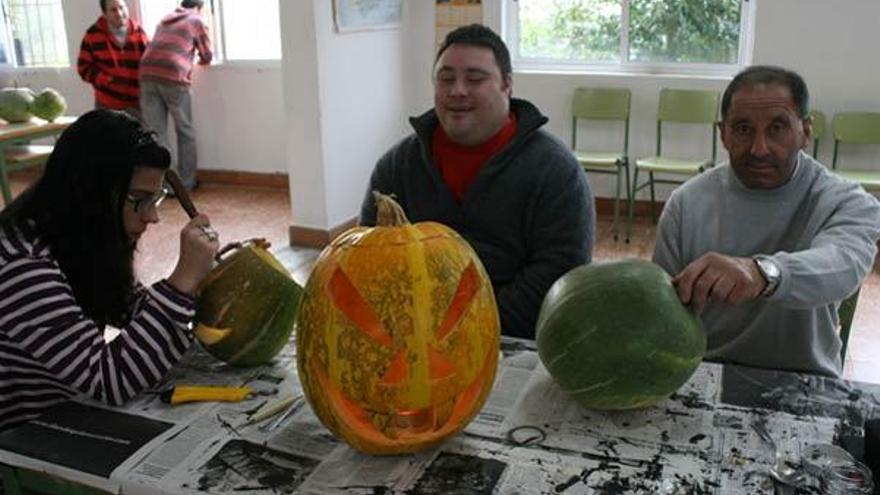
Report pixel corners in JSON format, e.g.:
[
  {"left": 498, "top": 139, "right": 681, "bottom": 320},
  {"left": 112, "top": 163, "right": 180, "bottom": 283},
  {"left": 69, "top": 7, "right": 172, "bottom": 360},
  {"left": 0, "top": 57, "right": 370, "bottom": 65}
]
[{"left": 160, "top": 385, "right": 252, "bottom": 405}]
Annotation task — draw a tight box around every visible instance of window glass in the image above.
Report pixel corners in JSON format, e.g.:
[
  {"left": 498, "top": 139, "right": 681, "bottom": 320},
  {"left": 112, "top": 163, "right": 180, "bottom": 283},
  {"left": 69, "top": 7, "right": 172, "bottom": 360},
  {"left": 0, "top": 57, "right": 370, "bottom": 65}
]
[
  {"left": 629, "top": 0, "right": 741, "bottom": 64},
  {"left": 139, "top": 0, "right": 180, "bottom": 38},
  {"left": 511, "top": 0, "right": 747, "bottom": 71},
  {"left": 141, "top": 0, "right": 281, "bottom": 62},
  {"left": 220, "top": 0, "right": 281, "bottom": 61},
  {"left": 5, "top": 0, "right": 69, "bottom": 67},
  {"left": 519, "top": 0, "right": 619, "bottom": 62}
]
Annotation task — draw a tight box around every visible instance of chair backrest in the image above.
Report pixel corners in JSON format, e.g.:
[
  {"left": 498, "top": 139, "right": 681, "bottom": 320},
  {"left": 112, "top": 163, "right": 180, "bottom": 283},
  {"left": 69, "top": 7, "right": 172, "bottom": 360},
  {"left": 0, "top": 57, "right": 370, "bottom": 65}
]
[
  {"left": 656, "top": 88, "right": 720, "bottom": 161},
  {"left": 571, "top": 87, "right": 631, "bottom": 155},
  {"left": 838, "top": 287, "right": 861, "bottom": 363},
  {"left": 831, "top": 112, "right": 880, "bottom": 169},
  {"left": 809, "top": 110, "right": 826, "bottom": 158}
]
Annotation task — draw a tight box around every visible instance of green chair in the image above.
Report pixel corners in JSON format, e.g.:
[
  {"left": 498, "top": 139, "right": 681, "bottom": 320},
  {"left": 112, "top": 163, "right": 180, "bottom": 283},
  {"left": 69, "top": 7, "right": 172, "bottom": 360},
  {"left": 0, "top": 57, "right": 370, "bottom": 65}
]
[
  {"left": 571, "top": 87, "right": 631, "bottom": 241},
  {"left": 628, "top": 89, "right": 720, "bottom": 240},
  {"left": 838, "top": 288, "right": 861, "bottom": 364},
  {"left": 2, "top": 464, "right": 108, "bottom": 494},
  {"left": 831, "top": 112, "right": 880, "bottom": 192},
  {"left": 809, "top": 110, "right": 826, "bottom": 158}
]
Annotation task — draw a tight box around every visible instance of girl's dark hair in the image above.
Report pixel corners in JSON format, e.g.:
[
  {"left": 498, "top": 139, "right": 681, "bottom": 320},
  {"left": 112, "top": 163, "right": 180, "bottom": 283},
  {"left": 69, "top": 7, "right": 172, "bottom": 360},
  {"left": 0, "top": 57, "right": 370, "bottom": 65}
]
[{"left": 0, "top": 110, "right": 171, "bottom": 327}]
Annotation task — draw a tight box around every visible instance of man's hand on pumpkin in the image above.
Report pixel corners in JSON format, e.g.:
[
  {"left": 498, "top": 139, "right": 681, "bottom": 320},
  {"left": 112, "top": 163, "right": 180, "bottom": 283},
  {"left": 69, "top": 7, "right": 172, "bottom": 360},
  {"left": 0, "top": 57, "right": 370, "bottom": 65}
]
[{"left": 672, "top": 252, "right": 766, "bottom": 314}]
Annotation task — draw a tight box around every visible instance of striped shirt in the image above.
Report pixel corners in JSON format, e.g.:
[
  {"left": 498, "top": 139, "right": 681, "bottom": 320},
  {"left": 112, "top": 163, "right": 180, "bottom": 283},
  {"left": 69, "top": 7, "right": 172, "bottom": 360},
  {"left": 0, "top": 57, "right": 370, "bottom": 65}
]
[
  {"left": 0, "top": 223, "right": 196, "bottom": 431},
  {"left": 77, "top": 17, "right": 149, "bottom": 110},
  {"left": 141, "top": 8, "right": 212, "bottom": 86}
]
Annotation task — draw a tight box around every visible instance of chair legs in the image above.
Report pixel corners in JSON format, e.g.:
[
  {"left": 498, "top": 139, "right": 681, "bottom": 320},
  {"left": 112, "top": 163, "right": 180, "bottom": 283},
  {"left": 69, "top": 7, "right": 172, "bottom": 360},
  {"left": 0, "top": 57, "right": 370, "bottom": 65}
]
[
  {"left": 611, "top": 163, "right": 622, "bottom": 241},
  {"left": 626, "top": 166, "right": 640, "bottom": 243},
  {"left": 584, "top": 162, "right": 633, "bottom": 243},
  {"left": 613, "top": 160, "right": 631, "bottom": 242}
]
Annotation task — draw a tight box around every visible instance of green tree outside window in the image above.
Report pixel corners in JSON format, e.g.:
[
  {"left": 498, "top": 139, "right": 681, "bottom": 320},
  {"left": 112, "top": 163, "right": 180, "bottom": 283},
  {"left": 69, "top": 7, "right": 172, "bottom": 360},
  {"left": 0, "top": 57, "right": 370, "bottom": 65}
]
[{"left": 518, "top": 0, "right": 742, "bottom": 65}]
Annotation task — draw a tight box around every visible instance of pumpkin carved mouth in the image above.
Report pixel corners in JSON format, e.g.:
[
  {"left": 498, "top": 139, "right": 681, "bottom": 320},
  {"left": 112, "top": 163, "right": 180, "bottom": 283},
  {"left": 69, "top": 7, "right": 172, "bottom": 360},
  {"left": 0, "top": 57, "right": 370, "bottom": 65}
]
[{"left": 309, "top": 345, "right": 495, "bottom": 444}]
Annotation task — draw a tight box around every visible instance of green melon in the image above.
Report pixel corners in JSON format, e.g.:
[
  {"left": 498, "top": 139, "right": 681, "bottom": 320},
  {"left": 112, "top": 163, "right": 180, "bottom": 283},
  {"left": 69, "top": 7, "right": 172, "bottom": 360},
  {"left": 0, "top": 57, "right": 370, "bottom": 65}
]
[
  {"left": 0, "top": 87, "right": 34, "bottom": 123},
  {"left": 194, "top": 244, "right": 303, "bottom": 366},
  {"left": 30, "top": 88, "right": 67, "bottom": 122},
  {"left": 536, "top": 259, "right": 705, "bottom": 410}
]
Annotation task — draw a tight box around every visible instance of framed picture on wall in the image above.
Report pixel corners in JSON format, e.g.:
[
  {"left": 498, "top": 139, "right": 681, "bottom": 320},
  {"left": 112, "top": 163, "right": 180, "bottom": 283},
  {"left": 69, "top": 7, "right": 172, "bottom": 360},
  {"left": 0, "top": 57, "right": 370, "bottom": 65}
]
[{"left": 333, "top": 0, "right": 404, "bottom": 33}]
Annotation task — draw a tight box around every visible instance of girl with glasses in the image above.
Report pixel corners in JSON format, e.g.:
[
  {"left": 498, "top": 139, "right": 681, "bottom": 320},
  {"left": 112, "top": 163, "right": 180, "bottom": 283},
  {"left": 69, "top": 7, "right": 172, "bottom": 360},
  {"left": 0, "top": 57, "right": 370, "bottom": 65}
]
[{"left": 0, "top": 109, "right": 219, "bottom": 431}]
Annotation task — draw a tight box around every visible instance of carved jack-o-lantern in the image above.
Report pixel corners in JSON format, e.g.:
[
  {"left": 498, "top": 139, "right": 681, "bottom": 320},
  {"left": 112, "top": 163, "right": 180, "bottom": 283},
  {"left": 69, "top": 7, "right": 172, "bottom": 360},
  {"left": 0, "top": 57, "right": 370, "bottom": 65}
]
[{"left": 295, "top": 193, "right": 500, "bottom": 454}]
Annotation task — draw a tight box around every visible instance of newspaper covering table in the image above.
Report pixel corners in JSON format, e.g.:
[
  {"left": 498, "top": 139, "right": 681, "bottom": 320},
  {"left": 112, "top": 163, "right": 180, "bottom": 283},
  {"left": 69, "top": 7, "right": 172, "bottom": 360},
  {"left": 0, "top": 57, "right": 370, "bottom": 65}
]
[{"left": 1, "top": 338, "right": 878, "bottom": 494}]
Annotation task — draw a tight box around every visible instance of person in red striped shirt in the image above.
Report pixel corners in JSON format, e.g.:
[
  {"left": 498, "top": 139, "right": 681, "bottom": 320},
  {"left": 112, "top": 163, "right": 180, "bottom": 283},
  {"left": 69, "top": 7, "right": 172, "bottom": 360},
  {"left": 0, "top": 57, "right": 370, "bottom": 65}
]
[
  {"left": 140, "top": 0, "right": 213, "bottom": 192},
  {"left": 77, "top": 0, "right": 149, "bottom": 117}
]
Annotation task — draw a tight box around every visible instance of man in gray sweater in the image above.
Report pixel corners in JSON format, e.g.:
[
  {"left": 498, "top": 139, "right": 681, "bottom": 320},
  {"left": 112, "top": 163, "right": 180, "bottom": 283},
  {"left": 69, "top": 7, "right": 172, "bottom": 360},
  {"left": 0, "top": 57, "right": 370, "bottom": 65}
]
[
  {"left": 654, "top": 65, "right": 880, "bottom": 377},
  {"left": 360, "top": 25, "right": 594, "bottom": 339}
]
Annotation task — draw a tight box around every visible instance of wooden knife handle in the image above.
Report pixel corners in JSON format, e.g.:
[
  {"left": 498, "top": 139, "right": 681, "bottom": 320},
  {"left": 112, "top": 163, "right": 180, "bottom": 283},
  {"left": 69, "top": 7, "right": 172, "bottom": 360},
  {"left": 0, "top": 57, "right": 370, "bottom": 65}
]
[{"left": 165, "top": 169, "right": 198, "bottom": 219}]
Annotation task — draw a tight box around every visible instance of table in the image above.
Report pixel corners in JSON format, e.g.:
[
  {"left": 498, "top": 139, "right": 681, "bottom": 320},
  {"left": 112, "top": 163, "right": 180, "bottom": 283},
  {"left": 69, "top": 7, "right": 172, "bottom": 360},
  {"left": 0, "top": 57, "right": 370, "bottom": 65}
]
[
  {"left": 0, "top": 116, "right": 76, "bottom": 204},
  {"left": 1, "top": 338, "right": 878, "bottom": 494}
]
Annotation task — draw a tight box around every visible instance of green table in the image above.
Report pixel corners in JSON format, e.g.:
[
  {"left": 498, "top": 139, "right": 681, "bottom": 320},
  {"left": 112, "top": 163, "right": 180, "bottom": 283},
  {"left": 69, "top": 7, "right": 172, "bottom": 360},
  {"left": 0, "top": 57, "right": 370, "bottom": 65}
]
[{"left": 0, "top": 116, "right": 76, "bottom": 205}]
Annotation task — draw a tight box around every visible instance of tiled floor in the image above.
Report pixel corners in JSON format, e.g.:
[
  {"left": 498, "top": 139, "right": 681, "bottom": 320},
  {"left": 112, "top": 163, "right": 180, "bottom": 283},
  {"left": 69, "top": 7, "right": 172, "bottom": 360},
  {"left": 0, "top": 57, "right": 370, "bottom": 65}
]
[{"left": 5, "top": 171, "right": 880, "bottom": 383}]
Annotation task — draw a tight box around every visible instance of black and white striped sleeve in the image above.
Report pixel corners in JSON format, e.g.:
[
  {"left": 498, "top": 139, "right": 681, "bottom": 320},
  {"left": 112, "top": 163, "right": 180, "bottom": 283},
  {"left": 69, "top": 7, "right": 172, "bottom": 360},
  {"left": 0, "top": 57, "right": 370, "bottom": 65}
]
[{"left": 0, "top": 255, "right": 196, "bottom": 406}]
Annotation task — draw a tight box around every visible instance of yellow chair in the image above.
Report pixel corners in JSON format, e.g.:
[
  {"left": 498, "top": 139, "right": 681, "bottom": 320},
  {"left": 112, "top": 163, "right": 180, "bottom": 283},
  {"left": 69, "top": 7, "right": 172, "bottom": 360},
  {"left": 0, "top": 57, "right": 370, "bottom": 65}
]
[
  {"left": 809, "top": 110, "right": 826, "bottom": 158},
  {"left": 628, "top": 89, "right": 720, "bottom": 240},
  {"left": 831, "top": 112, "right": 880, "bottom": 191},
  {"left": 571, "top": 87, "right": 631, "bottom": 240}
]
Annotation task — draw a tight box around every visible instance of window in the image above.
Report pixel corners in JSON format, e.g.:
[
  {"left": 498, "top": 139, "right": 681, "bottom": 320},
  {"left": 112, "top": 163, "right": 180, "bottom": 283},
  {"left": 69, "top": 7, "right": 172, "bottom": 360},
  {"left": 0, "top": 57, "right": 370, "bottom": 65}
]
[
  {"left": 217, "top": 0, "right": 281, "bottom": 61},
  {"left": 507, "top": 0, "right": 752, "bottom": 74},
  {"left": 140, "top": 0, "right": 281, "bottom": 62},
  {"left": 0, "top": 0, "right": 69, "bottom": 67}
]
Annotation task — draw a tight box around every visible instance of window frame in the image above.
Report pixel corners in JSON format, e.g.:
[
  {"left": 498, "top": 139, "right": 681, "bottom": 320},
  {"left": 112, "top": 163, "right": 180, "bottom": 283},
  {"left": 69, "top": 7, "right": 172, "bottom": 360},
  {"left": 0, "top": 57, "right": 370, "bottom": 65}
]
[
  {"left": 139, "top": 0, "right": 281, "bottom": 67},
  {"left": 0, "top": 0, "right": 70, "bottom": 68},
  {"left": 503, "top": 0, "right": 756, "bottom": 78}
]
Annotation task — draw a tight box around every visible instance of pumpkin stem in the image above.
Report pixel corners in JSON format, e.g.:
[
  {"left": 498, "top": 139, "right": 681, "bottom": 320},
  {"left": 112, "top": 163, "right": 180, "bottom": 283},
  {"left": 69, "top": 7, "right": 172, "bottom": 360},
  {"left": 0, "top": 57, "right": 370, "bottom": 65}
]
[{"left": 373, "top": 191, "right": 410, "bottom": 226}]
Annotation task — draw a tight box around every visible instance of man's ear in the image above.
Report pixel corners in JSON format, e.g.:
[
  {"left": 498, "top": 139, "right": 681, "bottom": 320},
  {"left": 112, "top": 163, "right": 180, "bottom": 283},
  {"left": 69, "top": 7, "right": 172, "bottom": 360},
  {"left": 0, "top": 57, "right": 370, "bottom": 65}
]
[
  {"left": 502, "top": 74, "right": 513, "bottom": 98},
  {"left": 717, "top": 120, "right": 728, "bottom": 149},
  {"left": 800, "top": 114, "right": 813, "bottom": 149}
]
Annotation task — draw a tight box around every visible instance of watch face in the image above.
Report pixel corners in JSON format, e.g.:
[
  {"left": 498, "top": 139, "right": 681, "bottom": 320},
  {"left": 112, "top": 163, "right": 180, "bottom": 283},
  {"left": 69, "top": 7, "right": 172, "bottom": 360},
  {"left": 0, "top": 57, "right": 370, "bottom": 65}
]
[
  {"left": 759, "top": 258, "right": 780, "bottom": 279},
  {"left": 755, "top": 257, "right": 780, "bottom": 297}
]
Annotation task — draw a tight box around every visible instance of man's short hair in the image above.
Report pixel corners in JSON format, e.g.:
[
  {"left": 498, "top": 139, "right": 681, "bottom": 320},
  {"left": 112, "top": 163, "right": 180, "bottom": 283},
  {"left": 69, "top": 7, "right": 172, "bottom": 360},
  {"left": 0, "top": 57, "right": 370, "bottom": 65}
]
[
  {"left": 99, "top": 0, "right": 107, "bottom": 12},
  {"left": 721, "top": 65, "right": 810, "bottom": 120},
  {"left": 181, "top": 0, "right": 205, "bottom": 8},
  {"left": 435, "top": 24, "right": 512, "bottom": 79}
]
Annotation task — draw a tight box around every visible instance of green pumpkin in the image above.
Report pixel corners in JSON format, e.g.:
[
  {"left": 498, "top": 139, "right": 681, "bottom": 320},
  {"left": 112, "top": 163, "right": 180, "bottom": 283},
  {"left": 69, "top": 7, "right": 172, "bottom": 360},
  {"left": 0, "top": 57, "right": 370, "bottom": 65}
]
[
  {"left": 536, "top": 259, "right": 705, "bottom": 410},
  {"left": 194, "top": 243, "right": 303, "bottom": 366}
]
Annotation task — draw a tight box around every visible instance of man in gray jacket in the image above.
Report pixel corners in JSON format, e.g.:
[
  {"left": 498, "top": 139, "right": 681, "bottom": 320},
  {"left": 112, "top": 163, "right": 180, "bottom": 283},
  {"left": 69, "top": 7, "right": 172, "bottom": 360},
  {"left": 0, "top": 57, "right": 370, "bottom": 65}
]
[
  {"left": 360, "top": 24, "right": 594, "bottom": 339},
  {"left": 654, "top": 65, "right": 880, "bottom": 377}
]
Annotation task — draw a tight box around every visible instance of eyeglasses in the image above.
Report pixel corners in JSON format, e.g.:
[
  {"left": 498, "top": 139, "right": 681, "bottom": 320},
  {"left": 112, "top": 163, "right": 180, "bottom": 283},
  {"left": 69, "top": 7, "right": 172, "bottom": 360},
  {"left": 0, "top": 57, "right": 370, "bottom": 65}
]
[{"left": 126, "top": 188, "right": 169, "bottom": 214}]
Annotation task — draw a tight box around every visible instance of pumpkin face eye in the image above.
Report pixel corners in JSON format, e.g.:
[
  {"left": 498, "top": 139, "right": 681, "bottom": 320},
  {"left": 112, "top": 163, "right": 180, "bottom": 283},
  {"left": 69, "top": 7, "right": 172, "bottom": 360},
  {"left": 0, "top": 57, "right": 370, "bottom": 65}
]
[
  {"left": 296, "top": 200, "right": 500, "bottom": 454},
  {"left": 316, "top": 262, "right": 488, "bottom": 434}
]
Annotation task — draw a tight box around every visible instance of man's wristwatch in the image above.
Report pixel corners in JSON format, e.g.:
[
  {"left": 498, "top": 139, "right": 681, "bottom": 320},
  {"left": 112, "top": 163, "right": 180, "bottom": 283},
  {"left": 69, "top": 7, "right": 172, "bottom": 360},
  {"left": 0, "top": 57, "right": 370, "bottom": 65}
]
[{"left": 753, "top": 256, "right": 781, "bottom": 298}]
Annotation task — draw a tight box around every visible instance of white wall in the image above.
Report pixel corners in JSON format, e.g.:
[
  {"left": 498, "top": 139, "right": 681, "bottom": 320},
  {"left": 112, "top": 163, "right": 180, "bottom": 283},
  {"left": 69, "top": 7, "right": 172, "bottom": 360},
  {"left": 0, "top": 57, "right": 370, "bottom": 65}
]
[
  {"left": 751, "top": 0, "right": 880, "bottom": 169},
  {"left": 281, "top": 0, "right": 409, "bottom": 230},
  {"left": 0, "top": 0, "right": 286, "bottom": 175}
]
